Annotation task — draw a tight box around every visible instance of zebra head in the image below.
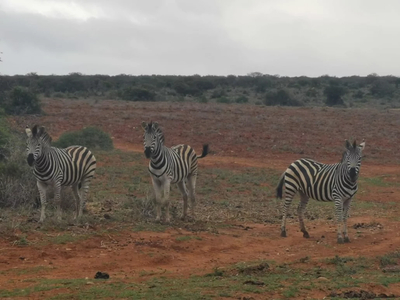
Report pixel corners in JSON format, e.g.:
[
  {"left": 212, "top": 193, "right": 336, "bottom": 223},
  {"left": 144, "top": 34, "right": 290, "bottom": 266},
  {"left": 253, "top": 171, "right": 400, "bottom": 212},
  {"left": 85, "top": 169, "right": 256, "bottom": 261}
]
[
  {"left": 343, "top": 139, "right": 366, "bottom": 182},
  {"left": 141, "top": 121, "right": 164, "bottom": 159},
  {"left": 25, "top": 125, "right": 52, "bottom": 166}
]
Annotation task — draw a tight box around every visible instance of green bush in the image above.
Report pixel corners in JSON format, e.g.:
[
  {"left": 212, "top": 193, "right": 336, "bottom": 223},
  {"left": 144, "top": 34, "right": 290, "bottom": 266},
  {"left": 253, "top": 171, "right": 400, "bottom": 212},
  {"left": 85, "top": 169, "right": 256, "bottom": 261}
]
[
  {"left": 119, "top": 87, "right": 155, "bottom": 101},
  {"left": 324, "top": 84, "right": 346, "bottom": 106},
  {"left": 265, "top": 89, "right": 303, "bottom": 106},
  {"left": 53, "top": 127, "right": 114, "bottom": 151},
  {"left": 1, "top": 86, "right": 41, "bottom": 115},
  {"left": 235, "top": 95, "right": 249, "bottom": 103}
]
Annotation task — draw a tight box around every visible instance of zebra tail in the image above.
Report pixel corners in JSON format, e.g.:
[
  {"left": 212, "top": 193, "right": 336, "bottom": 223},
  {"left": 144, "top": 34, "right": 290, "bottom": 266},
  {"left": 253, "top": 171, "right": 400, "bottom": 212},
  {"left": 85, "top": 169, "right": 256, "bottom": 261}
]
[
  {"left": 276, "top": 173, "right": 285, "bottom": 199},
  {"left": 197, "top": 144, "right": 209, "bottom": 159}
]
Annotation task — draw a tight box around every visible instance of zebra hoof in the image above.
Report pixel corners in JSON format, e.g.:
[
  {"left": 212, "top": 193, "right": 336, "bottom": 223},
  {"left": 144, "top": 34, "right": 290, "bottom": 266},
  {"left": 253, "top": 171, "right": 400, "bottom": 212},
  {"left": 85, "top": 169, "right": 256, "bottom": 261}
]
[
  {"left": 281, "top": 230, "right": 287, "bottom": 237},
  {"left": 302, "top": 231, "right": 310, "bottom": 238},
  {"left": 337, "top": 237, "right": 344, "bottom": 244},
  {"left": 344, "top": 237, "right": 350, "bottom": 243}
]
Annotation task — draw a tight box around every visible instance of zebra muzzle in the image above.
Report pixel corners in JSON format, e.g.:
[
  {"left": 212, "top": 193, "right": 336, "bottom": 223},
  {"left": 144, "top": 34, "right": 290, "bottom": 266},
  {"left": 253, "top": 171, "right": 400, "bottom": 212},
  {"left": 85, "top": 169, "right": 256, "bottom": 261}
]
[
  {"left": 144, "top": 147, "right": 152, "bottom": 158},
  {"left": 349, "top": 167, "right": 357, "bottom": 181},
  {"left": 27, "top": 154, "right": 35, "bottom": 166}
]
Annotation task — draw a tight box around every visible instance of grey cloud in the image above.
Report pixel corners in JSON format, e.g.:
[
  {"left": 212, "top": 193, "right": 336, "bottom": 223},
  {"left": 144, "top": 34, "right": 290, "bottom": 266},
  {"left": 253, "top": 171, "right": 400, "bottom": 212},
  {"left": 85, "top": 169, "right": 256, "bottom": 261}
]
[{"left": 1, "top": 0, "right": 400, "bottom": 76}]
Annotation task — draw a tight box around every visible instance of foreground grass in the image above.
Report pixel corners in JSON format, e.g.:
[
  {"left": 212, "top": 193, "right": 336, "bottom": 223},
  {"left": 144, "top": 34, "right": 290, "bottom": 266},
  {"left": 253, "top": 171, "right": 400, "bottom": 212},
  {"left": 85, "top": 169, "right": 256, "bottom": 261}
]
[{"left": 1, "top": 253, "right": 400, "bottom": 299}]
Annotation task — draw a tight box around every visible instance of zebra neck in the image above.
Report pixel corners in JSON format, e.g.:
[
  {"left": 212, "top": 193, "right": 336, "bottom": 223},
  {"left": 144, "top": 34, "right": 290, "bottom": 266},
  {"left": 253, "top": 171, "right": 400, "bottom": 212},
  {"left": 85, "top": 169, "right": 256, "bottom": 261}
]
[
  {"left": 338, "top": 163, "right": 358, "bottom": 186},
  {"left": 149, "top": 145, "right": 169, "bottom": 171},
  {"left": 34, "top": 148, "right": 53, "bottom": 175}
]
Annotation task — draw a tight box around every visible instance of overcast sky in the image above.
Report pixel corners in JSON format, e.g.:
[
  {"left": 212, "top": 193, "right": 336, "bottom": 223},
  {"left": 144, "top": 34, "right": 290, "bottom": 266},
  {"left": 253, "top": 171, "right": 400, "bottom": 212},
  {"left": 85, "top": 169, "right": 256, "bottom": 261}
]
[{"left": 1, "top": 0, "right": 399, "bottom": 77}]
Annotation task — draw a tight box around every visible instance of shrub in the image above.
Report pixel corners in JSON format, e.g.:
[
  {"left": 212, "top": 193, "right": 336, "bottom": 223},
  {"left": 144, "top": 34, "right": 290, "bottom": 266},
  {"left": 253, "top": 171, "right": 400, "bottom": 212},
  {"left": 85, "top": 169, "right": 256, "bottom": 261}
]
[
  {"left": 1, "top": 86, "right": 41, "bottom": 115},
  {"left": 353, "top": 90, "right": 364, "bottom": 99},
  {"left": 324, "top": 84, "right": 346, "bottom": 106},
  {"left": 53, "top": 127, "right": 114, "bottom": 151},
  {"left": 211, "top": 89, "right": 226, "bottom": 99},
  {"left": 197, "top": 96, "right": 208, "bottom": 103},
  {"left": 265, "top": 89, "right": 303, "bottom": 106},
  {"left": 119, "top": 87, "right": 155, "bottom": 101},
  {"left": 0, "top": 127, "right": 38, "bottom": 208},
  {"left": 235, "top": 95, "right": 249, "bottom": 103}
]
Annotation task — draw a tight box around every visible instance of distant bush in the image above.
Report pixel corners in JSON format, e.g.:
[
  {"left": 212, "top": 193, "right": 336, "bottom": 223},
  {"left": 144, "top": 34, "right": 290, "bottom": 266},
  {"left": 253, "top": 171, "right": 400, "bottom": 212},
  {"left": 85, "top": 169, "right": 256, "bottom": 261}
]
[
  {"left": 1, "top": 86, "right": 41, "bottom": 115},
  {"left": 211, "top": 89, "right": 226, "bottom": 99},
  {"left": 353, "top": 90, "right": 364, "bottom": 99},
  {"left": 53, "top": 92, "right": 67, "bottom": 98},
  {"left": 265, "top": 89, "right": 303, "bottom": 106},
  {"left": 235, "top": 95, "right": 249, "bottom": 103},
  {"left": 53, "top": 127, "right": 114, "bottom": 151},
  {"left": 216, "top": 96, "right": 231, "bottom": 104},
  {"left": 324, "top": 84, "right": 346, "bottom": 106},
  {"left": 119, "top": 87, "right": 155, "bottom": 101},
  {"left": 197, "top": 96, "right": 208, "bottom": 103},
  {"left": 370, "top": 80, "right": 395, "bottom": 98}
]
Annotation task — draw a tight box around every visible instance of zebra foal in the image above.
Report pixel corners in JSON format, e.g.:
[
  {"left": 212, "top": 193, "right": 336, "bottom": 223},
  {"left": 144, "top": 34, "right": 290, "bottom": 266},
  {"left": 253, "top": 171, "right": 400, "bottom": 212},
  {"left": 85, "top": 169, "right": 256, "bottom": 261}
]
[
  {"left": 25, "top": 125, "right": 96, "bottom": 222},
  {"left": 276, "top": 139, "right": 365, "bottom": 244},
  {"left": 141, "top": 121, "right": 209, "bottom": 223}
]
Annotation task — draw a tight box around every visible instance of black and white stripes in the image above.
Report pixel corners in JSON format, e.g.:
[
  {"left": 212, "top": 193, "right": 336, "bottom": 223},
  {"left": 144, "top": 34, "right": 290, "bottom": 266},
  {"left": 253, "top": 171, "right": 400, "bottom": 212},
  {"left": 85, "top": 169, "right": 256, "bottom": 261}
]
[
  {"left": 25, "top": 125, "right": 96, "bottom": 222},
  {"left": 141, "top": 121, "right": 208, "bottom": 222},
  {"left": 276, "top": 140, "right": 366, "bottom": 244}
]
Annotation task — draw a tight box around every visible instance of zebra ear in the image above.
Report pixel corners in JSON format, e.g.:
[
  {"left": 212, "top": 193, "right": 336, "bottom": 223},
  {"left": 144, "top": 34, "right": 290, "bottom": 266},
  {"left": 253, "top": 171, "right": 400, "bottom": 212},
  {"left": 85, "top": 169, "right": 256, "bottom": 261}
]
[
  {"left": 25, "top": 126, "right": 32, "bottom": 138},
  {"left": 31, "top": 125, "right": 38, "bottom": 137},
  {"left": 38, "top": 126, "right": 45, "bottom": 136},
  {"left": 345, "top": 139, "right": 351, "bottom": 150},
  {"left": 141, "top": 121, "right": 147, "bottom": 131},
  {"left": 152, "top": 122, "right": 159, "bottom": 129},
  {"left": 359, "top": 140, "right": 366, "bottom": 151}
]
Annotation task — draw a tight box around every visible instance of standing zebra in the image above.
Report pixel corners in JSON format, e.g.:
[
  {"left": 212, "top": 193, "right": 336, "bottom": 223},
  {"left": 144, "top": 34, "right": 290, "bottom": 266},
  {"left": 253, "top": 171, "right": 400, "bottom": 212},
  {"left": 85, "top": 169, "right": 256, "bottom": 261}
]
[
  {"left": 141, "top": 121, "right": 209, "bottom": 222},
  {"left": 276, "top": 140, "right": 365, "bottom": 244},
  {"left": 25, "top": 125, "right": 96, "bottom": 222}
]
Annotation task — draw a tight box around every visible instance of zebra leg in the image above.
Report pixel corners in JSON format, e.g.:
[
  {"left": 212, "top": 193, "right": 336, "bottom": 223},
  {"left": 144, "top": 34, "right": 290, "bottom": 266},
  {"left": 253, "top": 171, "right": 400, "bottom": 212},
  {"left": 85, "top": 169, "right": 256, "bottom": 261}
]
[
  {"left": 281, "top": 188, "right": 296, "bottom": 237},
  {"left": 187, "top": 174, "right": 197, "bottom": 219},
  {"left": 72, "top": 183, "right": 81, "bottom": 220},
  {"left": 163, "top": 180, "right": 171, "bottom": 223},
  {"left": 152, "top": 178, "right": 163, "bottom": 222},
  {"left": 298, "top": 192, "right": 310, "bottom": 238},
  {"left": 53, "top": 183, "right": 62, "bottom": 221},
  {"left": 334, "top": 199, "right": 344, "bottom": 244},
  {"left": 177, "top": 181, "right": 189, "bottom": 220},
  {"left": 343, "top": 198, "right": 352, "bottom": 243},
  {"left": 78, "top": 178, "right": 92, "bottom": 218},
  {"left": 37, "top": 181, "right": 48, "bottom": 223}
]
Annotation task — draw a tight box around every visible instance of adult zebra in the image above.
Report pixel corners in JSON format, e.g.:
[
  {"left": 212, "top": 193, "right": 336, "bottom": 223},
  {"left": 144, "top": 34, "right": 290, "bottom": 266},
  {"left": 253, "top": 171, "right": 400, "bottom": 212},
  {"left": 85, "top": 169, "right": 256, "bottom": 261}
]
[
  {"left": 141, "top": 121, "right": 209, "bottom": 223},
  {"left": 25, "top": 125, "right": 96, "bottom": 222},
  {"left": 276, "top": 140, "right": 366, "bottom": 244}
]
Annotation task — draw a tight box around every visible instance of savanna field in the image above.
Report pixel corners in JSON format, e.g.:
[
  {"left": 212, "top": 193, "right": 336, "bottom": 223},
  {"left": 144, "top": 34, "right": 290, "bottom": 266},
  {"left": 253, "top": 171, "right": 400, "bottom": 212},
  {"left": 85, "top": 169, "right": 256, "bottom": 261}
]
[{"left": 2, "top": 98, "right": 400, "bottom": 299}]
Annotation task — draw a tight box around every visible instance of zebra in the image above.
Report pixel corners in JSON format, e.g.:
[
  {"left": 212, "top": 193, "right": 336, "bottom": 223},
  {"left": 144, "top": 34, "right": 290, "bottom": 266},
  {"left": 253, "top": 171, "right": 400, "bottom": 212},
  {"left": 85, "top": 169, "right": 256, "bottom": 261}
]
[
  {"left": 25, "top": 125, "right": 96, "bottom": 222},
  {"left": 141, "top": 121, "right": 209, "bottom": 223},
  {"left": 276, "top": 139, "right": 366, "bottom": 244}
]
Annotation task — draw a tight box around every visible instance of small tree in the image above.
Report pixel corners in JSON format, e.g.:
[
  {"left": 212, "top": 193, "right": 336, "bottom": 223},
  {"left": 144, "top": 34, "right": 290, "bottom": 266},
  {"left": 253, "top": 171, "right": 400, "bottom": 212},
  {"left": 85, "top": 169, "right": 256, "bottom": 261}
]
[{"left": 323, "top": 85, "right": 346, "bottom": 106}]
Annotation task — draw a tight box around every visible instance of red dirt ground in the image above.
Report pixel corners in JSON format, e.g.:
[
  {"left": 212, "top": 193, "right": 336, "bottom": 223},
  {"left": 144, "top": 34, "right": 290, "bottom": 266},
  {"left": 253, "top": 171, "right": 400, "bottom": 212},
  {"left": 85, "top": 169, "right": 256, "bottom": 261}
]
[{"left": 3, "top": 99, "right": 400, "bottom": 299}]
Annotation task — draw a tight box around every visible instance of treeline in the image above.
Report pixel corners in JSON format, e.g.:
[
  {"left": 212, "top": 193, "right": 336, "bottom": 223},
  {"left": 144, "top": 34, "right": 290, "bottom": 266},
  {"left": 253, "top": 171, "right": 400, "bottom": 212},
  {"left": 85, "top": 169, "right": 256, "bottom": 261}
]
[{"left": 1, "top": 72, "right": 400, "bottom": 107}]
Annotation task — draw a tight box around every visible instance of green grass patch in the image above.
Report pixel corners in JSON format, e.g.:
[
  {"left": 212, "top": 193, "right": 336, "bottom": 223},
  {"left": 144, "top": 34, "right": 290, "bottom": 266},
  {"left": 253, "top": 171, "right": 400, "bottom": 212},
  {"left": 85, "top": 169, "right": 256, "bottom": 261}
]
[{"left": 175, "top": 235, "right": 202, "bottom": 242}]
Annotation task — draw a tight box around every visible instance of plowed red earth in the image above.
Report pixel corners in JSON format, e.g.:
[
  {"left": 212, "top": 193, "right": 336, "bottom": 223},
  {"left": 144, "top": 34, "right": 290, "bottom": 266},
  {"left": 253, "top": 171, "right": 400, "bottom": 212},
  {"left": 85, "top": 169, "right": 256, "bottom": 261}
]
[{"left": 3, "top": 99, "right": 400, "bottom": 299}]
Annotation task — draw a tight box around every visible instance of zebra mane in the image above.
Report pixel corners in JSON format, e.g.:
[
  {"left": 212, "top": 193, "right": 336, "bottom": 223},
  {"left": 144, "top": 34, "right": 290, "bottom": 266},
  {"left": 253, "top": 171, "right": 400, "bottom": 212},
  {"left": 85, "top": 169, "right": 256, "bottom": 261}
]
[
  {"left": 31, "top": 125, "right": 52, "bottom": 144},
  {"left": 147, "top": 121, "right": 165, "bottom": 144}
]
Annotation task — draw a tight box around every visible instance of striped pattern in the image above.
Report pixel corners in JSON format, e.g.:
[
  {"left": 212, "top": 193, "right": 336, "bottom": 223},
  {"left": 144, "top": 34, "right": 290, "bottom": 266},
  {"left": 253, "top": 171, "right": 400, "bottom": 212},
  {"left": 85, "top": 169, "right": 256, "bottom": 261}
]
[
  {"left": 276, "top": 140, "right": 365, "bottom": 243},
  {"left": 25, "top": 125, "right": 96, "bottom": 222},
  {"left": 142, "top": 121, "right": 208, "bottom": 222}
]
